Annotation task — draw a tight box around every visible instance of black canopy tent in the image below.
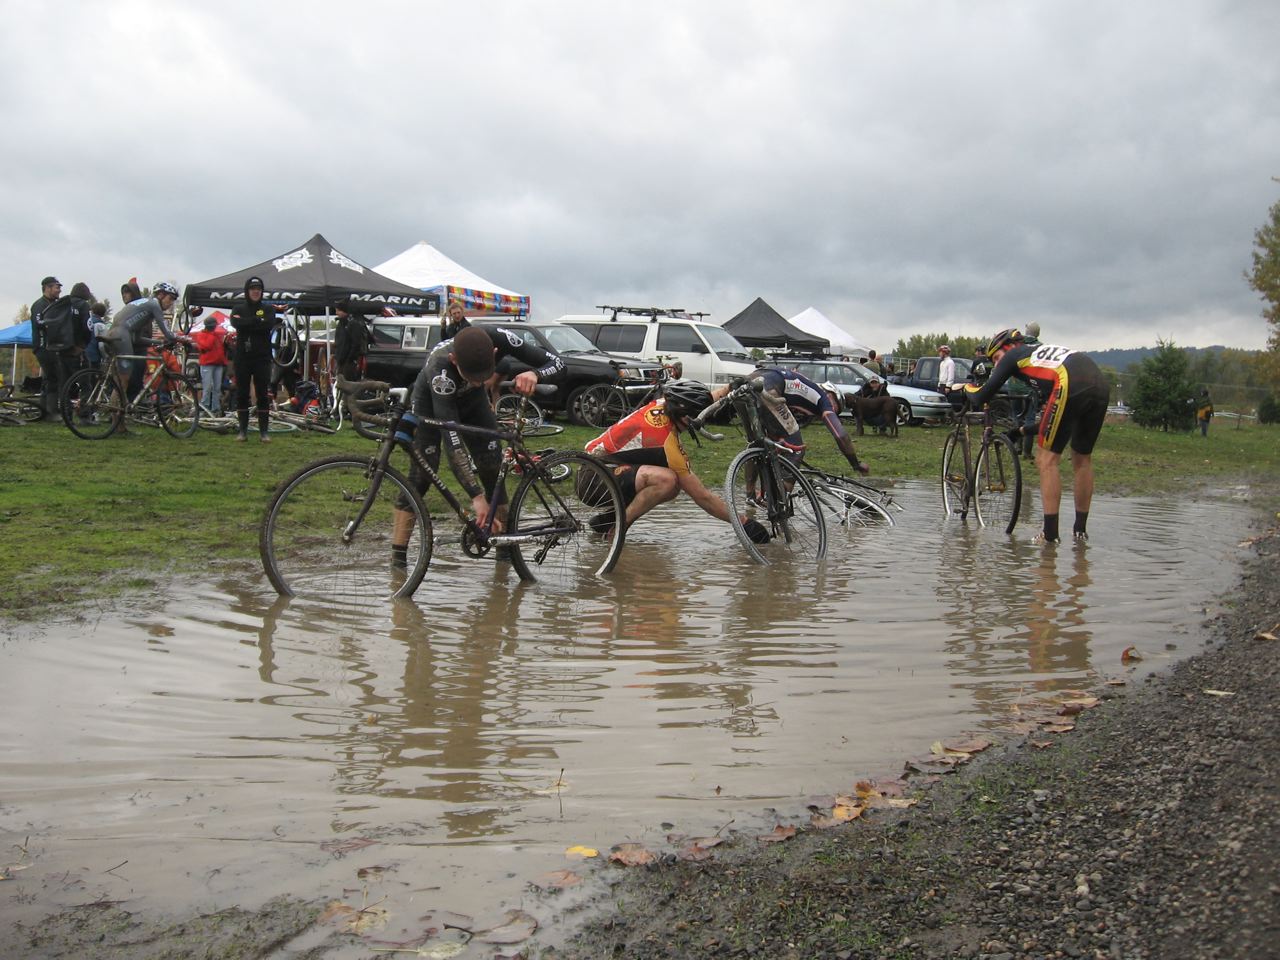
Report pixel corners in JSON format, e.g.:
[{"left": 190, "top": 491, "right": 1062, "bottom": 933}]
[
  {"left": 184, "top": 233, "right": 440, "bottom": 378},
  {"left": 723, "top": 297, "right": 829, "bottom": 352},
  {"left": 184, "top": 233, "right": 441, "bottom": 314}
]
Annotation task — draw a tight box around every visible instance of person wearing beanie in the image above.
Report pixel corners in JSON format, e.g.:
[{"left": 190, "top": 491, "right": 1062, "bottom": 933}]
[{"left": 229, "top": 276, "right": 281, "bottom": 442}]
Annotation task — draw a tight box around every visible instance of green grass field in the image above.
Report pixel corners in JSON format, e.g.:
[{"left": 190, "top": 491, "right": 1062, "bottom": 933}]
[{"left": 1, "top": 414, "right": 1275, "bottom": 616}]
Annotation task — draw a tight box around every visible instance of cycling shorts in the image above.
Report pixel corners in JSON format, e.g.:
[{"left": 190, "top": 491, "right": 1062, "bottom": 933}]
[{"left": 1040, "top": 382, "right": 1107, "bottom": 455}]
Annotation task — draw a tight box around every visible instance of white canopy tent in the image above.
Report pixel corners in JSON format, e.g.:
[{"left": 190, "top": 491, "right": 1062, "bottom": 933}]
[
  {"left": 373, "top": 241, "right": 530, "bottom": 316},
  {"left": 789, "top": 307, "right": 873, "bottom": 359}
]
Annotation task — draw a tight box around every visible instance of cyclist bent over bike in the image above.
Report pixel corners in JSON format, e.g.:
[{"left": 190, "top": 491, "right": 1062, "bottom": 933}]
[
  {"left": 391, "top": 325, "right": 564, "bottom": 563},
  {"left": 964, "top": 328, "right": 1107, "bottom": 545}
]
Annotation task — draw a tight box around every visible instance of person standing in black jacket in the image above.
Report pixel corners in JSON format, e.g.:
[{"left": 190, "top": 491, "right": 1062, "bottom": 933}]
[
  {"left": 30, "top": 276, "right": 63, "bottom": 419},
  {"left": 229, "top": 276, "right": 281, "bottom": 442},
  {"left": 332, "top": 298, "right": 373, "bottom": 382}
]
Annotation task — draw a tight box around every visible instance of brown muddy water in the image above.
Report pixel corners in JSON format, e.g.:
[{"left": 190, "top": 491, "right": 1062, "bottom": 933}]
[{"left": 0, "top": 482, "right": 1253, "bottom": 954}]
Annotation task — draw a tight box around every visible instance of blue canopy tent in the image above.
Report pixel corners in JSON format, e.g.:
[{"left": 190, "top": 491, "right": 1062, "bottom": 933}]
[{"left": 0, "top": 320, "right": 34, "bottom": 384}]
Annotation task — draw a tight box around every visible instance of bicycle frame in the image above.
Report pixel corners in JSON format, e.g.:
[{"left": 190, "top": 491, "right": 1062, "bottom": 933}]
[{"left": 347, "top": 391, "right": 578, "bottom": 554}]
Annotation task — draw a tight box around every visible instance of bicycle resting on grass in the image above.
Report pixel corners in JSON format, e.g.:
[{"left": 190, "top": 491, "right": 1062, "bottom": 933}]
[
  {"left": 963, "top": 328, "right": 1107, "bottom": 545},
  {"left": 582, "top": 378, "right": 774, "bottom": 546}
]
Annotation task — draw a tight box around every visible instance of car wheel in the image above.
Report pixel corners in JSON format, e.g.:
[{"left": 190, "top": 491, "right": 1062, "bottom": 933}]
[
  {"left": 565, "top": 385, "right": 592, "bottom": 426},
  {"left": 895, "top": 399, "right": 914, "bottom": 427}
]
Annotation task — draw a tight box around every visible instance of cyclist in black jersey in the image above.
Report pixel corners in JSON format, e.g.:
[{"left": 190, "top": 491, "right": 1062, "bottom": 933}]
[
  {"left": 965, "top": 328, "right": 1107, "bottom": 545},
  {"left": 392, "top": 325, "right": 564, "bottom": 557}
]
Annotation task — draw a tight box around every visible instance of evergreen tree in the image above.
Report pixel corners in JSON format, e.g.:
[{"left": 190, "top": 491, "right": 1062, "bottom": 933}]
[{"left": 1128, "top": 340, "right": 1197, "bottom": 431}]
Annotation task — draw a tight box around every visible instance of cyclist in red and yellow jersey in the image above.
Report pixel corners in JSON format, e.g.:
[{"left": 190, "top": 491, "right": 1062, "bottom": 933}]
[
  {"left": 965, "top": 328, "right": 1107, "bottom": 545},
  {"left": 584, "top": 379, "right": 771, "bottom": 543}
]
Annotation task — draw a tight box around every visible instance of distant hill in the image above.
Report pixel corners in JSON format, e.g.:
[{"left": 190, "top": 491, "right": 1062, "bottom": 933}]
[{"left": 1092, "top": 345, "right": 1236, "bottom": 372}]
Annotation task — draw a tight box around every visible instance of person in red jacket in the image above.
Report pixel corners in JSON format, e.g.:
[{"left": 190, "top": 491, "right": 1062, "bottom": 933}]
[{"left": 191, "top": 315, "right": 228, "bottom": 415}]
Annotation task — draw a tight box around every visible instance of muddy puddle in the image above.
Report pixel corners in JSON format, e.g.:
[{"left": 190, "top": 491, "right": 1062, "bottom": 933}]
[{"left": 0, "top": 481, "right": 1254, "bottom": 954}]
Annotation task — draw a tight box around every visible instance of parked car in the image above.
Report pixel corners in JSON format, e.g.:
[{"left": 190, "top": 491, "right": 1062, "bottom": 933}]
[
  {"left": 474, "top": 321, "right": 667, "bottom": 423},
  {"left": 760, "top": 358, "right": 951, "bottom": 426},
  {"left": 361, "top": 316, "right": 665, "bottom": 423},
  {"left": 560, "top": 310, "right": 758, "bottom": 385}
]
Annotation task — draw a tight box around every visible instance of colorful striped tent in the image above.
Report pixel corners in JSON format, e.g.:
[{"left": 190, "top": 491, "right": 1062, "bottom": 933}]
[{"left": 374, "top": 241, "right": 530, "bottom": 316}]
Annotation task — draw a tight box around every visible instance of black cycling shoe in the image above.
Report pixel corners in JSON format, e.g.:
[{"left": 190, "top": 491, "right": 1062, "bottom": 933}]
[{"left": 588, "top": 511, "right": 617, "bottom": 535}]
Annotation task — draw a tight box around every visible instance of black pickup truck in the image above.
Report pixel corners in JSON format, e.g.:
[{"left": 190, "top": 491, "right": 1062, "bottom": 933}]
[{"left": 362, "top": 318, "right": 664, "bottom": 423}]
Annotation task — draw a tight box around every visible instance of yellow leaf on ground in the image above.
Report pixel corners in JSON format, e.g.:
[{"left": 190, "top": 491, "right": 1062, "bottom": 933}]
[
  {"left": 565, "top": 845, "right": 598, "bottom": 859},
  {"left": 831, "top": 802, "right": 864, "bottom": 822}
]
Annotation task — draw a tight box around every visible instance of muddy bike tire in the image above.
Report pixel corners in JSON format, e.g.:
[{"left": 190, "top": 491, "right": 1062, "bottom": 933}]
[
  {"left": 158, "top": 374, "right": 202, "bottom": 438},
  {"left": 578, "top": 383, "right": 628, "bottom": 429},
  {"left": 725, "top": 449, "right": 827, "bottom": 565},
  {"left": 60, "top": 368, "right": 122, "bottom": 440},
  {"left": 260, "top": 455, "right": 433, "bottom": 600},
  {"left": 506, "top": 452, "right": 625, "bottom": 589},
  {"left": 807, "top": 474, "right": 896, "bottom": 529},
  {"left": 973, "top": 434, "right": 1023, "bottom": 534},
  {"left": 941, "top": 430, "right": 968, "bottom": 519}
]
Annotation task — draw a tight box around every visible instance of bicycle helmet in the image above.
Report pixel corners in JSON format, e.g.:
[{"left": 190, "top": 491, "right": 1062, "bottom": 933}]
[
  {"left": 984, "top": 328, "right": 1023, "bottom": 360},
  {"left": 661, "top": 379, "right": 713, "bottom": 420},
  {"left": 153, "top": 281, "right": 180, "bottom": 299}
]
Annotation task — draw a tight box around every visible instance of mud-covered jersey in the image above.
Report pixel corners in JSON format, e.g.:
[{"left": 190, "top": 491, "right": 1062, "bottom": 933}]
[
  {"left": 584, "top": 399, "right": 692, "bottom": 475},
  {"left": 968, "top": 342, "right": 1106, "bottom": 409}
]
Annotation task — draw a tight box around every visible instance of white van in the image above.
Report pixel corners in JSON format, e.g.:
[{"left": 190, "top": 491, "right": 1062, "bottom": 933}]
[{"left": 558, "top": 313, "right": 758, "bottom": 385}]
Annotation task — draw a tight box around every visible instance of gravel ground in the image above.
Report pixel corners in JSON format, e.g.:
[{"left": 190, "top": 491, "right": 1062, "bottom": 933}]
[{"left": 556, "top": 519, "right": 1280, "bottom": 960}]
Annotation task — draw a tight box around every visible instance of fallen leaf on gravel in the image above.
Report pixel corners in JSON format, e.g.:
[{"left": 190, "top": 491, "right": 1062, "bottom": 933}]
[
  {"left": 564, "top": 845, "right": 598, "bottom": 859},
  {"left": 1203, "top": 689, "right": 1236, "bottom": 697},
  {"left": 905, "top": 757, "right": 958, "bottom": 774},
  {"left": 1121, "top": 646, "right": 1143, "bottom": 664},
  {"left": 1042, "top": 722, "right": 1075, "bottom": 733},
  {"left": 943, "top": 737, "right": 992, "bottom": 755},
  {"left": 831, "top": 798, "right": 864, "bottom": 821},
  {"left": 757, "top": 825, "right": 797, "bottom": 843},
  {"left": 879, "top": 797, "right": 919, "bottom": 808},
  {"left": 537, "top": 869, "right": 582, "bottom": 889},
  {"left": 1253, "top": 631, "right": 1277, "bottom": 641},
  {"left": 477, "top": 909, "right": 537, "bottom": 944},
  {"left": 676, "top": 843, "right": 717, "bottom": 861},
  {"left": 608, "top": 843, "right": 656, "bottom": 866},
  {"left": 810, "top": 814, "right": 842, "bottom": 829},
  {"left": 1030, "top": 740, "right": 1055, "bottom": 749},
  {"left": 1058, "top": 697, "right": 1100, "bottom": 716}
]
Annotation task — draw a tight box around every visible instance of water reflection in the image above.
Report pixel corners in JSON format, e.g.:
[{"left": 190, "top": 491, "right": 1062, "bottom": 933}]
[{"left": 0, "top": 485, "right": 1253, "bottom": 936}]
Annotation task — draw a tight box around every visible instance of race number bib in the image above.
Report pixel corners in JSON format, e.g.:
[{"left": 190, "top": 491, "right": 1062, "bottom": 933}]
[{"left": 1029, "top": 344, "right": 1074, "bottom": 368}]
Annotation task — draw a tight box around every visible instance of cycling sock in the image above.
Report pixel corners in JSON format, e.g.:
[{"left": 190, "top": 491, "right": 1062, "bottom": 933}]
[
  {"left": 258, "top": 411, "right": 270, "bottom": 435},
  {"left": 238, "top": 409, "right": 250, "bottom": 434},
  {"left": 1043, "top": 513, "right": 1060, "bottom": 542},
  {"left": 1073, "top": 511, "right": 1089, "bottom": 535},
  {"left": 391, "top": 544, "right": 408, "bottom": 567}
]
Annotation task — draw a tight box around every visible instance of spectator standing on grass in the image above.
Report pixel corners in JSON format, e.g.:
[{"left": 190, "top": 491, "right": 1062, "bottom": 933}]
[
  {"left": 865, "top": 349, "right": 883, "bottom": 376},
  {"left": 86, "top": 301, "right": 109, "bottom": 369},
  {"left": 1196, "top": 388, "right": 1214, "bottom": 438},
  {"left": 333, "top": 299, "right": 373, "bottom": 382},
  {"left": 230, "top": 276, "right": 282, "bottom": 442},
  {"left": 30, "top": 276, "right": 63, "bottom": 419},
  {"left": 191, "top": 315, "right": 228, "bottom": 415}
]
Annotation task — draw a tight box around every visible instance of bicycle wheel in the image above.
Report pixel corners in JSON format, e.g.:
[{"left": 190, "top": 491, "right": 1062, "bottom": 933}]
[
  {"left": 808, "top": 474, "right": 895, "bottom": 528},
  {"left": 578, "top": 383, "right": 627, "bottom": 429},
  {"left": 973, "top": 434, "right": 1023, "bottom": 534},
  {"left": 158, "top": 375, "right": 201, "bottom": 438},
  {"left": 260, "top": 456, "right": 433, "bottom": 600},
  {"left": 60, "top": 368, "right": 121, "bottom": 440},
  {"left": 1, "top": 397, "right": 43, "bottom": 423},
  {"left": 495, "top": 393, "right": 544, "bottom": 425},
  {"left": 941, "top": 431, "right": 968, "bottom": 518},
  {"left": 725, "top": 449, "right": 827, "bottom": 565},
  {"left": 507, "top": 452, "right": 625, "bottom": 589}
]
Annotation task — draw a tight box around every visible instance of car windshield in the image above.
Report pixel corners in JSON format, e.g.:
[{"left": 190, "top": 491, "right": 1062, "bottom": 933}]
[
  {"left": 538, "top": 325, "right": 598, "bottom": 354},
  {"left": 698, "top": 324, "right": 752, "bottom": 359}
]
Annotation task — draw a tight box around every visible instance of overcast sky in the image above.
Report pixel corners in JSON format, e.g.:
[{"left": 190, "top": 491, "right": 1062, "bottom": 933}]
[{"left": 3, "top": 1, "right": 1277, "bottom": 351}]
